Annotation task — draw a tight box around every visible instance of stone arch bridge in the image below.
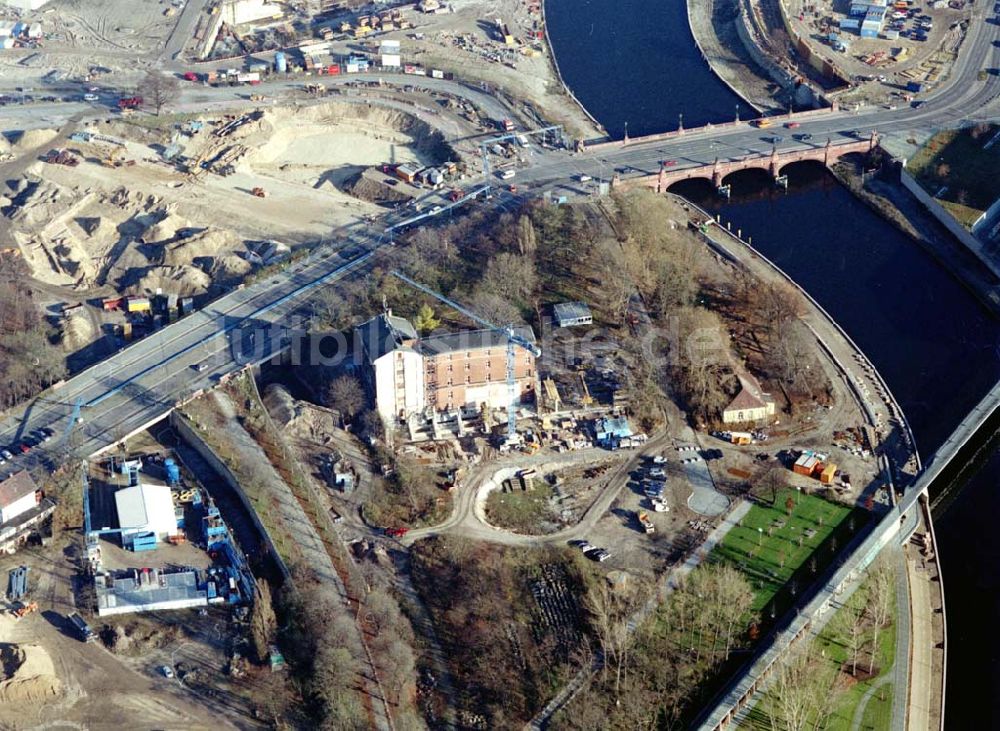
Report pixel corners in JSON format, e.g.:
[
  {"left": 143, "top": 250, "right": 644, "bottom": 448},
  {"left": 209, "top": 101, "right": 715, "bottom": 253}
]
[{"left": 616, "top": 133, "right": 878, "bottom": 192}]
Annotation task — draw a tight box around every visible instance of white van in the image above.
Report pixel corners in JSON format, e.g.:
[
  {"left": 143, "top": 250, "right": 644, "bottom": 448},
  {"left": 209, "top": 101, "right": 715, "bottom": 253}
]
[{"left": 499, "top": 169, "right": 516, "bottom": 180}]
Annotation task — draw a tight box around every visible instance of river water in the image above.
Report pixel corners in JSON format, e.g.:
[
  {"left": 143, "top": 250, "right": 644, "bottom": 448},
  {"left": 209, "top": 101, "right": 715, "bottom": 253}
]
[{"left": 544, "top": 0, "right": 1000, "bottom": 725}]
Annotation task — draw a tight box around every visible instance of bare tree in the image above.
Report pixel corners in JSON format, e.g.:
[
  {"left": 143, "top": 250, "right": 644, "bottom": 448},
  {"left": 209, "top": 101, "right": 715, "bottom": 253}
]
[
  {"left": 139, "top": 71, "right": 179, "bottom": 116},
  {"left": 587, "top": 579, "right": 644, "bottom": 699},
  {"left": 833, "top": 598, "right": 867, "bottom": 677},
  {"left": 327, "top": 374, "right": 365, "bottom": 419},
  {"left": 866, "top": 554, "right": 895, "bottom": 674}
]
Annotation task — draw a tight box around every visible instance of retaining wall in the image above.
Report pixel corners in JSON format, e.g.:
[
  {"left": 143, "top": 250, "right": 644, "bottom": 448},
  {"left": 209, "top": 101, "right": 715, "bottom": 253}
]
[
  {"left": 170, "top": 410, "right": 291, "bottom": 579},
  {"left": 900, "top": 168, "right": 1000, "bottom": 280}
]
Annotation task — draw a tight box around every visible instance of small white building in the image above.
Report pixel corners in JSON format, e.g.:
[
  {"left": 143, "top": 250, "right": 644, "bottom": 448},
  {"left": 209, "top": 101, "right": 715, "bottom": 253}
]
[
  {"left": 722, "top": 373, "right": 776, "bottom": 425},
  {"left": 115, "top": 484, "right": 177, "bottom": 548},
  {"left": 553, "top": 302, "right": 593, "bottom": 328},
  {"left": 380, "top": 39, "right": 401, "bottom": 68},
  {"left": 0, "top": 472, "right": 39, "bottom": 525}
]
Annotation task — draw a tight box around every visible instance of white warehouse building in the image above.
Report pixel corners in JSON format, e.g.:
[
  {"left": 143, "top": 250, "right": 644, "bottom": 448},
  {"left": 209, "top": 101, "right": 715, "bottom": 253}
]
[{"left": 115, "top": 484, "right": 177, "bottom": 549}]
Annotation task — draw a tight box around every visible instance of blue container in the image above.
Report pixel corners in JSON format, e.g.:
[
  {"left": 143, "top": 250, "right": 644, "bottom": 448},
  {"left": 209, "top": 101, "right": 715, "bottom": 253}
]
[
  {"left": 165, "top": 458, "right": 180, "bottom": 485},
  {"left": 275, "top": 51, "right": 287, "bottom": 74}
]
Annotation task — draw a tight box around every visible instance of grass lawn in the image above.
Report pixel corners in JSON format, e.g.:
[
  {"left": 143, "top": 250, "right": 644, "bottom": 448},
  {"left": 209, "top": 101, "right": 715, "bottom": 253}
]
[
  {"left": 906, "top": 124, "right": 1000, "bottom": 224},
  {"left": 485, "top": 482, "right": 559, "bottom": 534},
  {"left": 860, "top": 685, "right": 894, "bottom": 731},
  {"left": 710, "top": 489, "right": 853, "bottom": 614},
  {"left": 739, "top": 569, "right": 898, "bottom": 731}
]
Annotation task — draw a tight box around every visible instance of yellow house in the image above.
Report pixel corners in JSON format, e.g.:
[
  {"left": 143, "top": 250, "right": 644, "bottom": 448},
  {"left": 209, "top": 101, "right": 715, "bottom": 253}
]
[{"left": 722, "top": 373, "right": 776, "bottom": 425}]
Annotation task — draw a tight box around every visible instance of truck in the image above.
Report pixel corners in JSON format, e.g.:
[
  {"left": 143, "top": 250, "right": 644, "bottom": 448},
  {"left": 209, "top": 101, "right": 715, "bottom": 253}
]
[
  {"left": 498, "top": 169, "right": 516, "bottom": 180},
  {"left": 118, "top": 95, "right": 142, "bottom": 110},
  {"left": 637, "top": 511, "right": 655, "bottom": 534},
  {"left": 67, "top": 612, "right": 97, "bottom": 642}
]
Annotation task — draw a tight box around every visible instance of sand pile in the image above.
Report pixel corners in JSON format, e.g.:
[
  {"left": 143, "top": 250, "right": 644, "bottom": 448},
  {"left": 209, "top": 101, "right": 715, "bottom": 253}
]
[
  {"left": 129, "top": 265, "right": 212, "bottom": 296},
  {"left": 62, "top": 309, "right": 96, "bottom": 353},
  {"left": 141, "top": 212, "right": 190, "bottom": 243},
  {"left": 7, "top": 178, "right": 79, "bottom": 231},
  {"left": 0, "top": 644, "right": 61, "bottom": 704},
  {"left": 263, "top": 384, "right": 299, "bottom": 426},
  {"left": 11, "top": 128, "right": 58, "bottom": 153}
]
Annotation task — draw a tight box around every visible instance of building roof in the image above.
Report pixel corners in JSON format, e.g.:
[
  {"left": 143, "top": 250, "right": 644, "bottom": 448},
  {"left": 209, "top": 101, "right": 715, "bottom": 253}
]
[
  {"left": 357, "top": 312, "right": 420, "bottom": 363},
  {"left": 553, "top": 301, "right": 592, "bottom": 323},
  {"left": 418, "top": 325, "right": 536, "bottom": 357},
  {"left": 114, "top": 483, "right": 176, "bottom": 532},
  {"left": 0, "top": 471, "right": 37, "bottom": 508},
  {"left": 724, "top": 373, "right": 774, "bottom": 414}
]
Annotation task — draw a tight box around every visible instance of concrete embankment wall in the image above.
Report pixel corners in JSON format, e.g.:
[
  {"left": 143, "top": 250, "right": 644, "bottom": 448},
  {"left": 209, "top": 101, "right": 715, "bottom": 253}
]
[
  {"left": 900, "top": 168, "right": 1000, "bottom": 281},
  {"left": 684, "top": 0, "right": 762, "bottom": 114},
  {"left": 170, "top": 410, "right": 291, "bottom": 579}
]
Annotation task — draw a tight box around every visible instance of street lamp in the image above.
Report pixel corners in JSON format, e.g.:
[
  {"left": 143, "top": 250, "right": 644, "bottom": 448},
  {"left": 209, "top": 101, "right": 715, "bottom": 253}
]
[
  {"left": 735, "top": 103, "right": 740, "bottom": 122},
  {"left": 757, "top": 527, "right": 763, "bottom": 547}
]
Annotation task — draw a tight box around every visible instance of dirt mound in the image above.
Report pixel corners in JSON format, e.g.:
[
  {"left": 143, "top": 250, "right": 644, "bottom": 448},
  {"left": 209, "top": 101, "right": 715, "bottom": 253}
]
[
  {"left": 62, "top": 309, "right": 96, "bottom": 353},
  {"left": 344, "top": 173, "right": 411, "bottom": 205},
  {"left": 127, "top": 265, "right": 213, "bottom": 296},
  {"left": 11, "top": 128, "right": 58, "bottom": 152},
  {"left": 141, "top": 212, "right": 190, "bottom": 244},
  {"left": 263, "top": 384, "right": 299, "bottom": 426},
  {"left": 0, "top": 643, "right": 61, "bottom": 704}
]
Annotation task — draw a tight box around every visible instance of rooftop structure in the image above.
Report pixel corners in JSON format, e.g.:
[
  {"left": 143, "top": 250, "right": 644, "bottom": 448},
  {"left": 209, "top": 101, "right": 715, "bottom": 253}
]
[
  {"left": 114, "top": 483, "right": 178, "bottom": 550},
  {"left": 0, "top": 471, "right": 39, "bottom": 525},
  {"left": 553, "top": 301, "right": 594, "bottom": 328},
  {"left": 722, "top": 373, "right": 776, "bottom": 424}
]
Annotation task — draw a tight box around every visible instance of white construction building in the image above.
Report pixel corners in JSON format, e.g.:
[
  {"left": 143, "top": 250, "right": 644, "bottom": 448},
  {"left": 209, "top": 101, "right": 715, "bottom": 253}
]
[{"left": 114, "top": 483, "right": 178, "bottom": 549}]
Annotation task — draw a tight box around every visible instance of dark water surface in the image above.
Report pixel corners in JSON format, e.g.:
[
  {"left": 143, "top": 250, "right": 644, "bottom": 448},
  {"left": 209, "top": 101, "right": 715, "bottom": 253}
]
[{"left": 544, "top": 0, "right": 746, "bottom": 137}]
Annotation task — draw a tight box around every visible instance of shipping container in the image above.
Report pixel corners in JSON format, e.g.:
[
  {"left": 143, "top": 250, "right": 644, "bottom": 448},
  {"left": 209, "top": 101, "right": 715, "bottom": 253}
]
[
  {"left": 820, "top": 463, "right": 838, "bottom": 484},
  {"left": 431, "top": 69, "right": 444, "bottom": 79},
  {"left": 126, "top": 297, "right": 151, "bottom": 313}
]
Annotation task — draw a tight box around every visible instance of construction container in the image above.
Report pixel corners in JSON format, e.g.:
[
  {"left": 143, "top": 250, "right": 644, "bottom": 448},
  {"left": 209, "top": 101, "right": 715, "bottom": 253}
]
[
  {"left": 793, "top": 452, "right": 820, "bottom": 476},
  {"left": 165, "top": 458, "right": 180, "bottom": 485},
  {"left": 730, "top": 431, "right": 753, "bottom": 446},
  {"left": 126, "top": 296, "right": 151, "bottom": 313},
  {"left": 275, "top": 51, "right": 287, "bottom": 74},
  {"left": 820, "top": 463, "right": 838, "bottom": 484}
]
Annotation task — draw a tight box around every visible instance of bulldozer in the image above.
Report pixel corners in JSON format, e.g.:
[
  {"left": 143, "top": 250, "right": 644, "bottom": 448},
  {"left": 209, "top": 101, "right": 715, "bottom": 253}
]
[
  {"left": 101, "top": 146, "right": 125, "bottom": 168},
  {"left": 250, "top": 187, "right": 266, "bottom": 198}
]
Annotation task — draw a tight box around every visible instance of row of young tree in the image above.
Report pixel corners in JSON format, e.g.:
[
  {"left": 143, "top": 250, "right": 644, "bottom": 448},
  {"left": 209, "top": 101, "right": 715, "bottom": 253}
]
[
  {"left": 762, "top": 554, "right": 895, "bottom": 731},
  {"left": 559, "top": 563, "right": 756, "bottom": 730}
]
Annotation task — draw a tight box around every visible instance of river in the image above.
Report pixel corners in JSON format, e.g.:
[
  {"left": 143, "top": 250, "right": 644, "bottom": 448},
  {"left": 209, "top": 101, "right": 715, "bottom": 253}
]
[{"left": 544, "top": 0, "right": 1000, "bottom": 726}]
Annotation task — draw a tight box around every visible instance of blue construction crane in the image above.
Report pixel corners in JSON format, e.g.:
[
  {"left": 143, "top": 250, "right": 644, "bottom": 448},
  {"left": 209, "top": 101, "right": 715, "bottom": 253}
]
[
  {"left": 61, "top": 396, "right": 84, "bottom": 447},
  {"left": 391, "top": 271, "right": 540, "bottom": 440}
]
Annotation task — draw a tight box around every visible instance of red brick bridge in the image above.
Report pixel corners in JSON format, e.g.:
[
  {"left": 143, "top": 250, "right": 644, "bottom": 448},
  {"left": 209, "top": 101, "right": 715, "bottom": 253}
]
[{"left": 616, "top": 133, "right": 878, "bottom": 192}]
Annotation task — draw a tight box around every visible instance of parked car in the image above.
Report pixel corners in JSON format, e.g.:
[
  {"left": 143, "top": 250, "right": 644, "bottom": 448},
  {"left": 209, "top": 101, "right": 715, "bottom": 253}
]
[
  {"left": 160, "top": 665, "right": 175, "bottom": 679},
  {"left": 83, "top": 93, "right": 99, "bottom": 102},
  {"left": 1, "top": 449, "right": 12, "bottom": 460},
  {"left": 649, "top": 455, "right": 667, "bottom": 464},
  {"left": 647, "top": 467, "right": 666, "bottom": 478},
  {"left": 18, "top": 442, "right": 31, "bottom": 454},
  {"left": 585, "top": 548, "right": 611, "bottom": 562}
]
